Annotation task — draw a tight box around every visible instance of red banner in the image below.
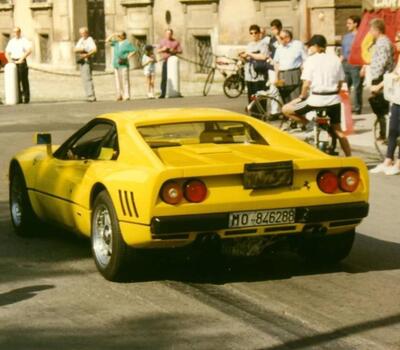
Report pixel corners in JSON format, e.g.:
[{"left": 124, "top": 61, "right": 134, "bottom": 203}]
[{"left": 348, "top": 9, "right": 399, "bottom": 65}]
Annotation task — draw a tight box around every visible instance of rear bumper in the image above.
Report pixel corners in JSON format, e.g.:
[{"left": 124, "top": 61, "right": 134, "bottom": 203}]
[{"left": 150, "top": 202, "right": 369, "bottom": 235}]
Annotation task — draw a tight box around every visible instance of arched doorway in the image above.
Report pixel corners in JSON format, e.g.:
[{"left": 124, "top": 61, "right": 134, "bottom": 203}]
[{"left": 87, "top": 0, "right": 105, "bottom": 71}]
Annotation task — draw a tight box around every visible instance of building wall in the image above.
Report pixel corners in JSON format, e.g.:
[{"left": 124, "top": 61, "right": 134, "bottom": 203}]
[{"left": 0, "top": 0, "right": 362, "bottom": 76}]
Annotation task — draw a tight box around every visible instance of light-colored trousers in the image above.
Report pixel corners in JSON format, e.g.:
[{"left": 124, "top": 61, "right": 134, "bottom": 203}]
[
  {"left": 80, "top": 62, "right": 96, "bottom": 99},
  {"left": 268, "top": 69, "right": 282, "bottom": 115},
  {"left": 114, "top": 67, "right": 130, "bottom": 99}
]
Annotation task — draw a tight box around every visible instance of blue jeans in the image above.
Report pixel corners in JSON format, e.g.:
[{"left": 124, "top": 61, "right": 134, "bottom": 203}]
[
  {"left": 343, "top": 61, "right": 363, "bottom": 113},
  {"left": 386, "top": 103, "right": 400, "bottom": 159}
]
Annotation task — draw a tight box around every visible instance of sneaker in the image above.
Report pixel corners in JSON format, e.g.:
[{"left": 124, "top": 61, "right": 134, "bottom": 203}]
[
  {"left": 384, "top": 166, "right": 400, "bottom": 175},
  {"left": 370, "top": 163, "right": 390, "bottom": 174}
]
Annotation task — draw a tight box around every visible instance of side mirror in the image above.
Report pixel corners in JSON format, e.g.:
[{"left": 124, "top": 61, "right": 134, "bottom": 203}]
[
  {"left": 35, "top": 133, "right": 52, "bottom": 157},
  {"left": 36, "top": 133, "right": 52, "bottom": 145}
]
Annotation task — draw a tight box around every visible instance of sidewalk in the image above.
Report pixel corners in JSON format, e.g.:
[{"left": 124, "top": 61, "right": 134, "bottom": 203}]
[
  {"left": 0, "top": 67, "right": 223, "bottom": 103},
  {"left": 0, "top": 68, "right": 381, "bottom": 162}
]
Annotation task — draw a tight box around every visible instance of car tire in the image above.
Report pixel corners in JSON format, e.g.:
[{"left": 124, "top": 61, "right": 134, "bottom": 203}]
[
  {"left": 9, "top": 164, "right": 40, "bottom": 237},
  {"left": 298, "top": 229, "right": 355, "bottom": 264},
  {"left": 91, "top": 190, "right": 131, "bottom": 281}
]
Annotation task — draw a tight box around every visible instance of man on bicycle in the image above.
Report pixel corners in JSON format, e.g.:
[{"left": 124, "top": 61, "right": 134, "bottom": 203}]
[{"left": 282, "top": 34, "right": 351, "bottom": 157}]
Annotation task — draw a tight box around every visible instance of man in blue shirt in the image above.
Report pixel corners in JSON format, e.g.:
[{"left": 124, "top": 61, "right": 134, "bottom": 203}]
[
  {"left": 274, "top": 30, "right": 307, "bottom": 104},
  {"left": 341, "top": 15, "right": 363, "bottom": 114}
]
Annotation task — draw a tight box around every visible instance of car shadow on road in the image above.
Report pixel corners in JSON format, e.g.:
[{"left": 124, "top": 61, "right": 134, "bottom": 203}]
[
  {"left": 0, "top": 200, "right": 93, "bottom": 283},
  {"left": 123, "top": 234, "right": 400, "bottom": 284},
  {"left": 1, "top": 197, "right": 399, "bottom": 284},
  {"left": 127, "top": 231, "right": 400, "bottom": 284}
]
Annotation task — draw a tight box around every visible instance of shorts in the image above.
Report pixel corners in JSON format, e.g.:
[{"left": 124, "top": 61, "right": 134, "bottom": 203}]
[
  {"left": 144, "top": 71, "right": 155, "bottom": 77},
  {"left": 292, "top": 100, "right": 341, "bottom": 125}
]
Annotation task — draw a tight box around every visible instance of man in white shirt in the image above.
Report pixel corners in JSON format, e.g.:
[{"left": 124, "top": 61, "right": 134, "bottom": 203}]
[
  {"left": 274, "top": 30, "right": 307, "bottom": 103},
  {"left": 5, "top": 27, "right": 32, "bottom": 103},
  {"left": 282, "top": 35, "right": 351, "bottom": 156},
  {"left": 74, "top": 27, "right": 97, "bottom": 102}
]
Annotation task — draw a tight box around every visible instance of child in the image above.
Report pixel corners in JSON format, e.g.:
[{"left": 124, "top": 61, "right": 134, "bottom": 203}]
[{"left": 142, "top": 45, "right": 156, "bottom": 98}]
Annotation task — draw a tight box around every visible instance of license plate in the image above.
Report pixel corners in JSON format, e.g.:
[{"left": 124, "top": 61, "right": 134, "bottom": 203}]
[{"left": 229, "top": 208, "right": 295, "bottom": 228}]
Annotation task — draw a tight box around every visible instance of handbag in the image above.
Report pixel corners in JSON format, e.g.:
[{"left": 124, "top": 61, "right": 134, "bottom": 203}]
[
  {"left": 118, "top": 57, "right": 128, "bottom": 65},
  {"left": 369, "top": 93, "right": 389, "bottom": 116},
  {"left": 384, "top": 72, "right": 400, "bottom": 105}
]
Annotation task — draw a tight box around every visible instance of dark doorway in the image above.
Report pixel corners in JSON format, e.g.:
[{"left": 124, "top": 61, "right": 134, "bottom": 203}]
[{"left": 87, "top": 0, "right": 105, "bottom": 71}]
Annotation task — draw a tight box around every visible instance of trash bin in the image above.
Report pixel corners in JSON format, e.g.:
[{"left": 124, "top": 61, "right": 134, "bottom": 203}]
[{"left": 4, "top": 62, "right": 18, "bottom": 105}]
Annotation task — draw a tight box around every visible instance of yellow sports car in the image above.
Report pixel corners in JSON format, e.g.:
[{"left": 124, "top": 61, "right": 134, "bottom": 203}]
[{"left": 9, "top": 108, "right": 369, "bottom": 281}]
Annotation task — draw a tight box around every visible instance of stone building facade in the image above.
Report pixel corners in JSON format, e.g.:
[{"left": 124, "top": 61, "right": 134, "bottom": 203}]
[{"left": 0, "top": 0, "right": 362, "bottom": 77}]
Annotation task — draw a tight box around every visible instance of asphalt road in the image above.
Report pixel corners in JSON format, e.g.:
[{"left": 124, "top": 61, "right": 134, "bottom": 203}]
[{"left": 0, "top": 96, "right": 399, "bottom": 350}]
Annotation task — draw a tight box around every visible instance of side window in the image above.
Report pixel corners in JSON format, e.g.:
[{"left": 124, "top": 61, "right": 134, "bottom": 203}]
[{"left": 65, "top": 123, "right": 113, "bottom": 160}]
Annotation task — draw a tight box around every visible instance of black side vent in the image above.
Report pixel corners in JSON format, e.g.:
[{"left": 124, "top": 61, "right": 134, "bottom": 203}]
[{"left": 118, "top": 190, "right": 139, "bottom": 218}]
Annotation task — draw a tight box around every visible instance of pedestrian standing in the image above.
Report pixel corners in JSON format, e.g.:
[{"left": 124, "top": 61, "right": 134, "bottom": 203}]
[
  {"left": 157, "top": 29, "right": 182, "bottom": 98},
  {"left": 368, "top": 18, "right": 394, "bottom": 140},
  {"left": 5, "top": 27, "right": 32, "bottom": 104},
  {"left": 370, "top": 32, "right": 400, "bottom": 175},
  {"left": 268, "top": 19, "right": 282, "bottom": 61},
  {"left": 74, "top": 27, "right": 97, "bottom": 102},
  {"left": 341, "top": 15, "right": 363, "bottom": 114},
  {"left": 239, "top": 24, "right": 269, "bottom": 104},
  {"left": 106, "top": 31, "right": 136, "bottom": 101},
  {"left": 142, "top": 45, "right": 156, "bottom": 99},
  {"left": 262, "top": 19, "right": 283, "bottom": 117},
  {"left": 274, "top": 30, "right": 307, "bottom": 103}
]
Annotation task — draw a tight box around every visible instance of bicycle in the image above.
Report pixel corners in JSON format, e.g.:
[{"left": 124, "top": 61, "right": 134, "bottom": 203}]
[
  {"left": 203, "top": 55, "right": 241, "bottom": 97},
  {"left": 304, "top": 108, "right": 338, "bottom": 155},
  {"left": 222, "top": 58, "right": 245, "bottom": 98},
  {"left": 246, "top": 81, "right": 301, "bottom": 130},
  {"left": 246, "top": 88, "right": 290, "bottom": 128}
]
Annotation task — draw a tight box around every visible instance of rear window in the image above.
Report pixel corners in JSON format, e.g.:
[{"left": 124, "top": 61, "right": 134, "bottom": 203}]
[{"left": 137, "top": 121, "right": 268, "bottom": 148}]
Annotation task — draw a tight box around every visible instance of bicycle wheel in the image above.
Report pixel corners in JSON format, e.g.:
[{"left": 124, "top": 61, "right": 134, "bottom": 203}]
[
  {"left": 247, "top": 95, "right": 283, "bottom": 122},
  {"left": 223, "top": 74, "right": 245, "bottom": 98},
  {"left": 315, "top": 125, "right": 338, "bottom": 155},
  {"left": 203, "top": 68, "right": 215, "bottom": 96},
  {"left": 326, "top": 128, "right": 339, "bottom": 155}
]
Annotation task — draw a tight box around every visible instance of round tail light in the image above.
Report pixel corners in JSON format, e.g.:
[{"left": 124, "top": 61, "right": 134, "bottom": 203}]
[
  {"left": 317, "top": 171, "right": 338, "bottom": 194},
  {"left": 339, "top": 170, "right": 360, "bottom": 192},
  {"left": 184, "top": 179, "right": 207, "bottom": 203},
  {"left": 160, "top": 181, "right": 182, "bottom": 204}
]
